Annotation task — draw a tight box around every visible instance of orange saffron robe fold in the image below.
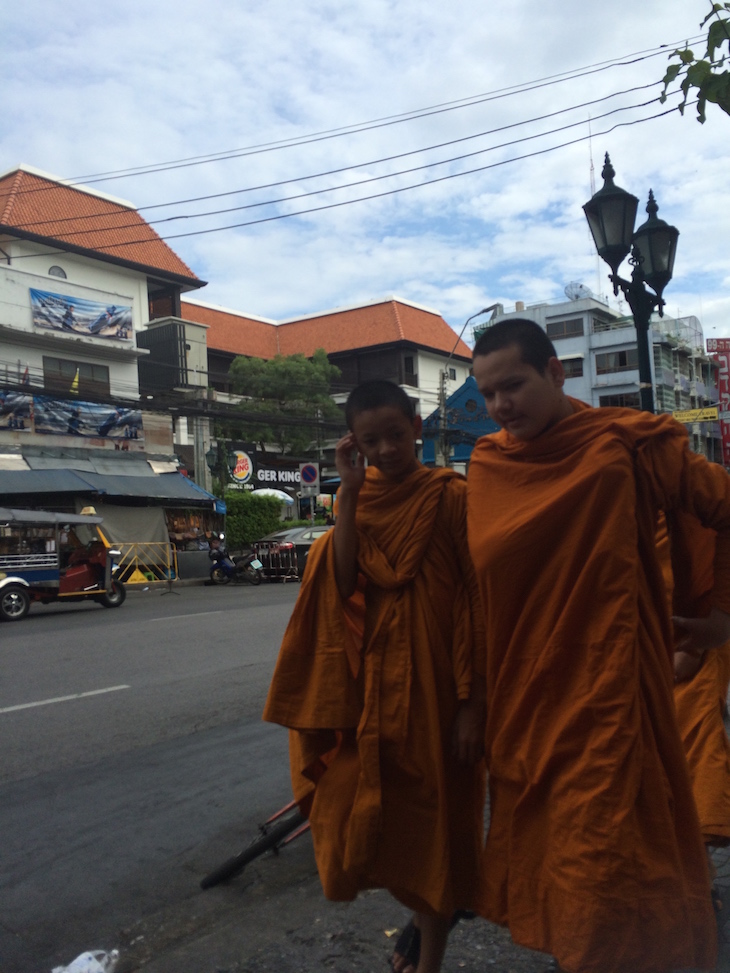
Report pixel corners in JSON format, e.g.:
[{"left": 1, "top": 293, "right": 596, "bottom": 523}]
[
  {"left": 662, "top": 513, "right": 730, "bottom": 848},
  {"left": 263, "top": 465, "right": 485, "bottom": 918},
  {"left": 466, "top": 400, "right": 730, "bottom": 973}
]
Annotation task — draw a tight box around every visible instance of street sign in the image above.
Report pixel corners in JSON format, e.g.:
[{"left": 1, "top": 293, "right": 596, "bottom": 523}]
[
  {"left": 707, "top": 338, "right": 730, "bottom": 353},
  {"left": 299, "top": 462, "right": 320, "bottom": 491},
  {"left": 672, "top": 407, "right": 719, "bottom": 423}
]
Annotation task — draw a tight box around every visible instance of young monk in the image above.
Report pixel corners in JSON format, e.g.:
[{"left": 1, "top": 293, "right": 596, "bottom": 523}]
[
  {"left": 467, "top": 318, "right": 730, "bottom": 973},
  {"left": 263, "top": 380, "right": 486, "bottom": 973}
]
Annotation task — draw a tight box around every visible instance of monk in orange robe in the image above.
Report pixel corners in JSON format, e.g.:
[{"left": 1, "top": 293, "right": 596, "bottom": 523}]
[
  {"left": 263, "top": 380, "right": 486, "bottom": 973},
  {"left": 662, "top": 514, "right": 730, "bottom": 903},
  {"left": 467, "top": 318, "right": 730, "bottom": 973}
]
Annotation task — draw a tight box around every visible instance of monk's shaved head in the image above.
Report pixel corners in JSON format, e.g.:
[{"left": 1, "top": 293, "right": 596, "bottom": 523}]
[
  {"left": 345, "top": 380, "right": 415, "bottom": 429},
  {"left": 472, "top": 318, "right": 557, "bottom": 375}
]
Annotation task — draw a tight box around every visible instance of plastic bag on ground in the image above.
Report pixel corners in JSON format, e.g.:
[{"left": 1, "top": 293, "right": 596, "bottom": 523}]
[{"left": 51, "top": 949, "right": 119, "bottom": 973}]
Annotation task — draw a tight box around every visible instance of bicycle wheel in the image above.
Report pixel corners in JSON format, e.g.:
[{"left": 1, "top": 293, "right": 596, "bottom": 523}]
[{"left": 200, "top": 809, "right": 306, "bottom": 889}]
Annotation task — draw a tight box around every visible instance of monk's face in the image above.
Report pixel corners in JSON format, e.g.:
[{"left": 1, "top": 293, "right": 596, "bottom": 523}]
[
  {"left": 350, "top": 406, "right": 422, "bottom": 480},
  {"left": 472, "top": 344, "right": 572, "bottom": 441}
]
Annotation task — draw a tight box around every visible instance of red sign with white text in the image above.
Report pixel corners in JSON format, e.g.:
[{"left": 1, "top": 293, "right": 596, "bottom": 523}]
[{"left": 708, "top": 340, "right": 730, "bottom": 465}]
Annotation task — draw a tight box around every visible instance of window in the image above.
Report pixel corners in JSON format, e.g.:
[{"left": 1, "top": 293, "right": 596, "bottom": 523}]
[
  {"left": 448, "top": 367, "right": 456, "bottom": 380},
  {"left": 403, "top": 355, "right": 418, "bottom": 388},
  {"left": 595, "top": 349, "right": 639, "bottom": 375},
  {"left": 48, "top": 265, "right": 67, "bottom": 279},
  {"left": 561, "top": 357, "right": 584, "bottom": 378},
  {"left": 599, "top": 393, "right": 640, "bottom": 408},
  {"left": 43, "top": 356, "right": 110, "bottom": 399},
  {"left": 546, "top": 318, "right": 584, "bottom": 339}
]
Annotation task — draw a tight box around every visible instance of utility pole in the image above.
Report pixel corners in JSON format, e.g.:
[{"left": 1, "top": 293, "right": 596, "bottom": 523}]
[
  {"left": 437, "top": 369, "right": 449, "bottom": 467},
  {"left": 437, "top": 305, "right": 503, "bottom": 467}
]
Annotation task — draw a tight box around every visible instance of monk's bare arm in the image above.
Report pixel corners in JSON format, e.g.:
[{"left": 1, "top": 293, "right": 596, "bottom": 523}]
[{"left": 333, "top": 433, "right": 365, "bottom": 600}]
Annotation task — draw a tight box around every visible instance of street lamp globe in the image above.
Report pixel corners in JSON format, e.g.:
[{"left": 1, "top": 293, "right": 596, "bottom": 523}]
[
  {"left": 632, "top": 190, "right": 679, "bottom": 304},
  {"left": 582, "top": 153, "right": 639, "bottom": 280},
  {"left": 205, "top": 446, "right": 218, "bottom": 472}
]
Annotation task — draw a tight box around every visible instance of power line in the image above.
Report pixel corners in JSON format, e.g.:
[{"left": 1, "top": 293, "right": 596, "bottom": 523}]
[
  {"left": 5, "top": 101, "right": 680, "bottom": 263},
  {"left": 4, "top": 96, "right": 680, "bottom": 260},
  {"left": 1, "top": 34, "right": 700, "bottom": 214},
  {"left": 62, "top": 37, "right": 700, "bottom": 186},
  {"left": 13, "top": 81, "right": 661, "bottom": 232}
]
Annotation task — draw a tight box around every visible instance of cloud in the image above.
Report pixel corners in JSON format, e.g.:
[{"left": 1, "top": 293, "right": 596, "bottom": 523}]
[{"left": 1, "top": 0, "right": 727, "bottom": 342}]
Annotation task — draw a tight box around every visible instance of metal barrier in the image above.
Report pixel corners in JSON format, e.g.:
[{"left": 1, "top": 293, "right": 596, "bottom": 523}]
[
  {"left": 252, "top": 540, "right": 299, "bottom": 582},
  {"left": 113, "top": 542, "right": 177, "bottom": 585}
]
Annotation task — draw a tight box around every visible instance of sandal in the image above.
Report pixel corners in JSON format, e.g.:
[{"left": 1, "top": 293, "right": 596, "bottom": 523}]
[{"left": 390, "top": 919, "right": 420, "bottom": 971}]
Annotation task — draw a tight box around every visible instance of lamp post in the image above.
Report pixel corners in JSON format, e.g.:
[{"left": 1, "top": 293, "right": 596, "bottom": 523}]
[
  {"left": 583, "top": 154, "right": 679, "bottom": 414},
  {"left": 205, "top": 441, "right": 237, "bottom": 498}
]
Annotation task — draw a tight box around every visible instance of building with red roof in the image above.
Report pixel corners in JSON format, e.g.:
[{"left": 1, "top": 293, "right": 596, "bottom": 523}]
[{"left": 180, "top": 294, "right": 473, "bottom": 419}]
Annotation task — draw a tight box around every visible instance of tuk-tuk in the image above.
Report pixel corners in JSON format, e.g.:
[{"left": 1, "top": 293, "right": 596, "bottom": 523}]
[{"left": 0, "top": 507, "right": 125, "bottom": 621}]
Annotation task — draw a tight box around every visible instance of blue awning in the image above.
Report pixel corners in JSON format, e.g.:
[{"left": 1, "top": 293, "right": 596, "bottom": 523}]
[{"left": 0, "top": 468, "right": 219, "bottom": 507}]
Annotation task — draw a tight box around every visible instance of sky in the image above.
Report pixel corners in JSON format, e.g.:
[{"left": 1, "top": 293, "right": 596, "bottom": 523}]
[{"left": 2, "top": 0, "right": 728, "bottom": 344}]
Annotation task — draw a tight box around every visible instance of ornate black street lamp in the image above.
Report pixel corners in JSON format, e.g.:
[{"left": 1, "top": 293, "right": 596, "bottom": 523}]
[
  {"left": 205, "top": 441, "right": 238, "bottom": 497},
  {"left": 583, "top": 154, "right": 679, "bottom": 413}
]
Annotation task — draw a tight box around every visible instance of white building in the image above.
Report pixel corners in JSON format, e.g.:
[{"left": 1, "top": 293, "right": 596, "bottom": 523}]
[{"left": 0, "top": 165, "right": 224, "bottom": 560}]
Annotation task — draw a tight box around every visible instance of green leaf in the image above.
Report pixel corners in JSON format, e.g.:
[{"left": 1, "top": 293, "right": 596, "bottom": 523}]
[{"left": 707, "top": 19, "right": 730, "bottom": 60}]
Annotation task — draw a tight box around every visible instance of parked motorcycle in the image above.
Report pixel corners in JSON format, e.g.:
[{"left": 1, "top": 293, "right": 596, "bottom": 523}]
[{"left": 209, "top": 536, "right": 263, "bottom": 586}]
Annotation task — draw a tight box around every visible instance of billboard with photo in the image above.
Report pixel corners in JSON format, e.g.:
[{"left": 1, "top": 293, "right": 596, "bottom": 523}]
[
  {"left": 0, "top": 390, "right": 33, "bottom": 431},
  {"left": 33, "top": 396, "right": 143, "bottom": 442},
  {"left": 30, "top": 288, "right": 133, "bottom": 341}
]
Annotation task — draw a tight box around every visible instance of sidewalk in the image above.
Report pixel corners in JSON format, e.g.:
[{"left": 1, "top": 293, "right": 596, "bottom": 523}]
[
  {"left": 110, "top": 836, "right": 729, "bottom": 973},
  {"left": 114, "top": 844, "right": 551, "bottom": 973}
]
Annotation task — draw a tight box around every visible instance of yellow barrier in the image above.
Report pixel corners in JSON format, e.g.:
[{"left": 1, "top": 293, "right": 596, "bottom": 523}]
[{"left": 113, "top": 542, "right": 177, "bottom": 585}]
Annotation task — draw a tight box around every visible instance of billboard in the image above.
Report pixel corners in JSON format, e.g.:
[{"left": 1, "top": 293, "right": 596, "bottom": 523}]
[
  {"left": 0, "top": 390, "right": 143, "bottom": 444},
  {"left": 30, "top": 288, "right": 132, "bottom": 341}
]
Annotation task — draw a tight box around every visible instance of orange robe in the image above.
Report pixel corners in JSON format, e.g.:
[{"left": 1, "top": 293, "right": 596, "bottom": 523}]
[
  {"left": 263, "top": 465, "right": 485, "bottom": 918},
  {"left": 467, "top": 400, "right": 730, "bottom": 973},
  {"left": 675, "top": 644, "right": 730, "bottom": 846},
  {"left": 662, "top": 513, "right": 730, "bottom": 847}
]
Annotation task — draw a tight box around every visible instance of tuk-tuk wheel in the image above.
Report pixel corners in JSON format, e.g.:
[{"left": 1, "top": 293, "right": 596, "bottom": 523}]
[
  {"left": 0, "top": 585, "right": 31, "bottom": 621},
  {"left": 100, "top": 580, "right": 126, "bottom": 608}
]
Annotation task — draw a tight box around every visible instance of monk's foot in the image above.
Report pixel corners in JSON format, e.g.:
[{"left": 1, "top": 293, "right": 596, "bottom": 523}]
[{"left": 390, "top": 918, "right": 420, "bottom": 972}]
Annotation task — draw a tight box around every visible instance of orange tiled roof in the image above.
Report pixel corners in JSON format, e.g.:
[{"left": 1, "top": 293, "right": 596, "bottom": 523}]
[
  {"left": 0, "top": 166, "right": 203, "bottom": 286},
  {"left": 183, "top": 297, "right": 471, "bottom": 361},
  {"left": 181, "top": 300, "right": 278, "bottom": 359}
]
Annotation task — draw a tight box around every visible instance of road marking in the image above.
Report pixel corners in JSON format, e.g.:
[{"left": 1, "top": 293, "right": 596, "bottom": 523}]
[
  {"left": 147, "top": 611, "right": 224, "bottom": 622},
  {"left": 0, "top": 684, "right": 130, "bottom": 714}
]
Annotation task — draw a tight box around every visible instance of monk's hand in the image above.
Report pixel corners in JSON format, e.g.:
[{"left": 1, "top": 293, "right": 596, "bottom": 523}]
[
  {"left": 335, "top": 433, "right": 365, "bottom": 493},
  {"left": 452, "top": 699, "right": 485, "bottom": 765},
  {"left": 673, "top": 650, "right": 702, "bottom": 683},
  {"left": 672, "top": 608, "right": 730, "bottom": 658}
]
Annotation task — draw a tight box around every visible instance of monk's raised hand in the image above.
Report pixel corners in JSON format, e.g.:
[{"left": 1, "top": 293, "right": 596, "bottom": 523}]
[
  {"left": 672, "top": 608, "right": 730, "bottom": 657},
  {"left": 335, "top": 432, "right": 366, "bottom": 492}
]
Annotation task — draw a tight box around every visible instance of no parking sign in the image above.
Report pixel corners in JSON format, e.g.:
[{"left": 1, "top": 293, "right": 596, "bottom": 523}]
[{"left": 299, "top": 462, "right": 320, "bottom": 494}]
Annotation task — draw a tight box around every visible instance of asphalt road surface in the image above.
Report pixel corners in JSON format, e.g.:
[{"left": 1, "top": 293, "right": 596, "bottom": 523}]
[
  {"left": 1, "top": 584, "right": 728, "bottom": 973},
  {"left": 0, "top": 583, "right": 302, "bottom": 972}
]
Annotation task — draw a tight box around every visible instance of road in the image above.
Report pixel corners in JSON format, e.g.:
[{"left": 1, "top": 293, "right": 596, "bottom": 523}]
[
  {"left": 0, "top": 583, "right": 301, "bottom": 973},
  {"left": 2, "top": 585, "right": 727, "bottom": 973}
]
